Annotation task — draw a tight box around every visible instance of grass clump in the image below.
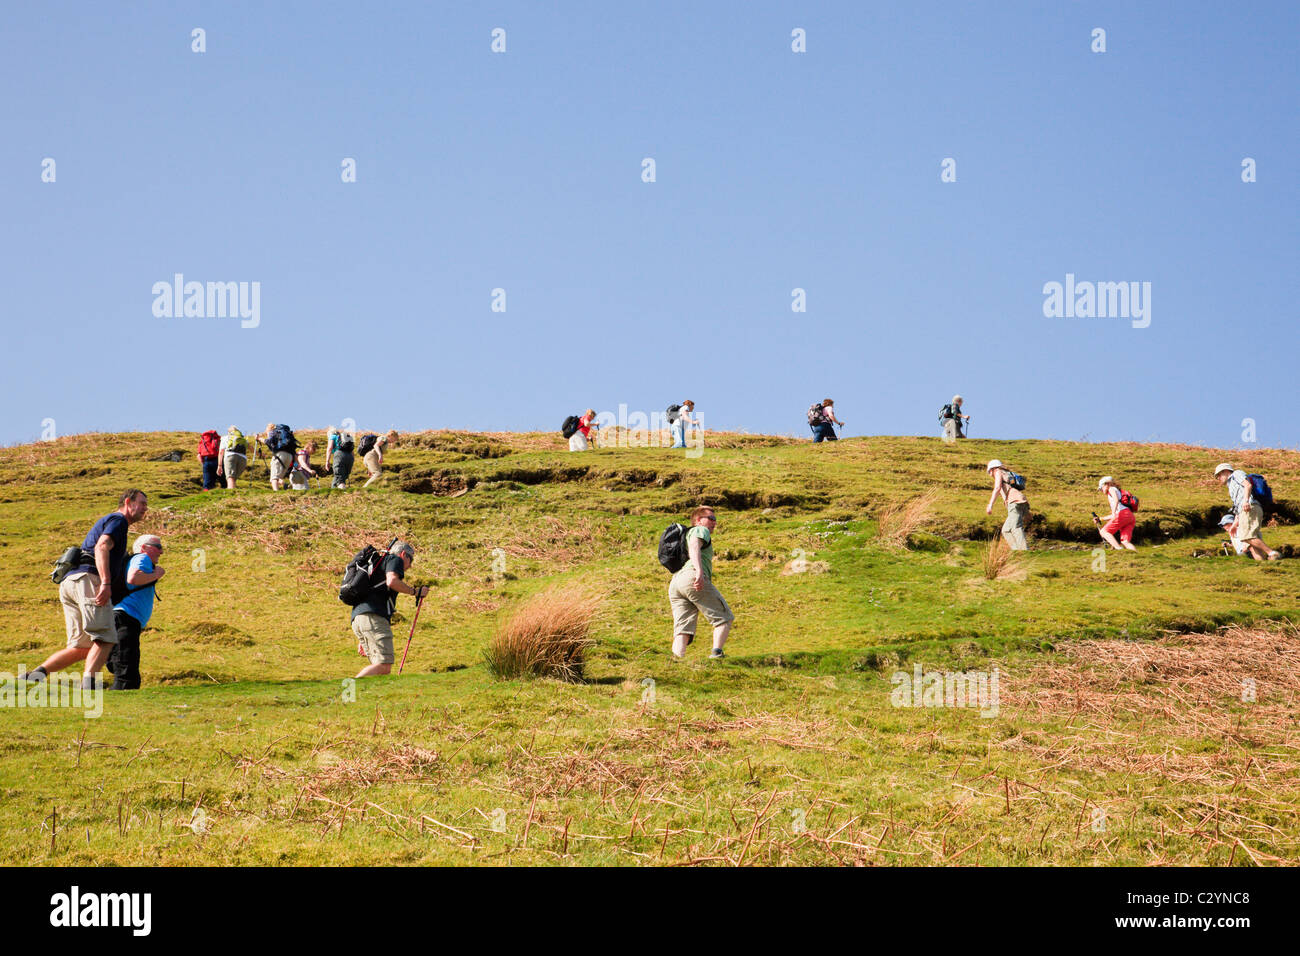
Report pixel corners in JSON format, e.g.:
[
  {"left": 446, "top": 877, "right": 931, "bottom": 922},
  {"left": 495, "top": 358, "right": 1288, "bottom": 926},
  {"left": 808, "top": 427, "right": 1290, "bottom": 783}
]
[
  {"left": 981, "top": 536, "right": 1024, "bottom": 580},
  {"left": 484, "top": 586, "right": 599, "bottom": 682},
  {"left": 876, "top": 490, "right": 939, "bottom": 549}
]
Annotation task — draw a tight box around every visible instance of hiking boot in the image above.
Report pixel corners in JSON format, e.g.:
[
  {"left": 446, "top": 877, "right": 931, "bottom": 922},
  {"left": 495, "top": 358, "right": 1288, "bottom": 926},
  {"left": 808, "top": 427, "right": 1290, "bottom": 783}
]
[
  {"left": 708, "top": 648, "right": 725, "bottom": 659},
  {"left": 21, "top": 667, "right": 47, "bottom": 683}
]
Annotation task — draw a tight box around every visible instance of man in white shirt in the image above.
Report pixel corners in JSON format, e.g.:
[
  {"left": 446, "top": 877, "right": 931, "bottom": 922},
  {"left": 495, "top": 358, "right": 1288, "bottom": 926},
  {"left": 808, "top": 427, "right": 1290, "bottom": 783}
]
[{"left": 1214, "top": 464, "right": 1279, "bottom": 560}]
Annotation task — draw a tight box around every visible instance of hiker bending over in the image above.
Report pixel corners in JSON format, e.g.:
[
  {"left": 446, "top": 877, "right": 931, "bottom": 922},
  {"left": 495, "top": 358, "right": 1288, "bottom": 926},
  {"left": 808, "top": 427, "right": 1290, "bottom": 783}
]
[
  {"left": 1214, "top": 463, "right": 1280, "bottom": 560},
  {"left": 668, "top": 400, "right": 699, "bottom": 449},
  {"left": 669, "top": 506, "right": 734, "bottom": 660},
  {"left": 940, "top": 395, "right": 969, "bottom": 440},
  {"left": 360, "top": 431, "right": 394, "bottom": 487},
  {"left": 106, "top": 534, "right": 164, "bottom": 690},
  {"left": 216, "top": 426, "right": 249, "bottom": 489},
  {"left": 569, "top": 410, "right": 597, "bottom": 452},
  {"left": 26, "top": 490, "right": 150, "bottom": 690},
  {"left": 985, "top": 459, "right": 1029, "bottom": 550},
  {"left": 290, "top": 442, "right": 321, "bottom": 490},
  {"left": 351, "top": 541, "right": 429, "bottom": 678},
  {"left": 1094, "top": 476, "right": 1138, "bottom": 551}
]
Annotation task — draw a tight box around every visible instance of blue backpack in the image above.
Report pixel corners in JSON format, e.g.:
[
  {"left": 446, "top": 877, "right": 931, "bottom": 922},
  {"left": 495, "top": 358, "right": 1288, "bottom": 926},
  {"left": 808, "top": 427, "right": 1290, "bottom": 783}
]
[
  {"left": 267, "top": 424, "right": 298, "bottom": 454},
  {"left": 1247, "top": 474, "right": 1274, "bottom": 508}
]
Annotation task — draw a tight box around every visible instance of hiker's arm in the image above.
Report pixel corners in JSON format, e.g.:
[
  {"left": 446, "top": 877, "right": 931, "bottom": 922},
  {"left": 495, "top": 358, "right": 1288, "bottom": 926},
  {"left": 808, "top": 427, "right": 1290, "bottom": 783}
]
[
  {"left": 688, "top": 537, "right": 704, "bottom": 584},
  {"left": 385, "top": 572, "right": 425, "bottom": 599},
  {"left": 92, "top": 535, "right": 114, "bottom": 605},
  {"left": 986, "top": 478, "right": 1001, "bottom": 514},
  {"left": 127, "top": 563, "right": 164, "bottom": 585}
]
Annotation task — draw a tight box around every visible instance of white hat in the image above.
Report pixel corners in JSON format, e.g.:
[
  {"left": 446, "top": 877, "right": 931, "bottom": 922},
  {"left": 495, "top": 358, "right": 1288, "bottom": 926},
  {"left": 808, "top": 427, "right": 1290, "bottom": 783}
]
[
  {"left": 1219, "top": 513, "right": 1235, "bottom": 527},
  {"left": 1098, "top": 476, "right": 1113, "bottom": 489},
  {"left": 1213, "top": 462, "right": 1233, "bottom": 476},
  {"left": 986, "top": 459, "right": 1003, "bottom": 472}
]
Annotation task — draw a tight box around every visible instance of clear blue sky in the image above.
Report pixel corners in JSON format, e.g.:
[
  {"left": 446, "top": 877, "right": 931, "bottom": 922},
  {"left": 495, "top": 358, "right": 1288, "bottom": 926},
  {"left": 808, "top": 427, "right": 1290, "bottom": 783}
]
[{"left": 3, "top": 1, "right": 1296, "bottom": 448}]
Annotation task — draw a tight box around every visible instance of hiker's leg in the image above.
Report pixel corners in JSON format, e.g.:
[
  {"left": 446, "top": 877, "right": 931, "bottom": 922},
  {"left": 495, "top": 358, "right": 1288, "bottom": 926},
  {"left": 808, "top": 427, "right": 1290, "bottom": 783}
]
[
  {"left": 1099, "top": 529, "right": 1122, "bottom": 549},
  {"left": 668, "top": 578, "right": 697, "bottom": 656},
  {"left": 672, "top": 633, "right": 692, "bottom": 656},
  {"left": 1244, "top": 538, "right": 1269, "bottom": 560},
  {"left": 45, "top": 574, "right": 101, "bottom": 674},
  {"left": 352, "top": 614, "right": 395, "bottom": 676},
  {"left": 38, "top": 646, "right": 89, "bottom": 675},
  {"left": 711, "top": 621, "right": 731, "bottom": 652},
  {"left": 84, "top": 639, "right": 114, "bottom": 677},
  {"left": 110, "top": 612, "right": 141, "bottom": 690},
  {"left": 943, "top": 419, "right": 957, "bottom": 441},
  {"left": 1003, "top": 504, "right": 1029, "bottom": 550},
  {"left": 356, "top": 662, "right": 392, "bottom": 677},
  {"left": 698, "top": 582, "right": 735, "bottom": 652}
]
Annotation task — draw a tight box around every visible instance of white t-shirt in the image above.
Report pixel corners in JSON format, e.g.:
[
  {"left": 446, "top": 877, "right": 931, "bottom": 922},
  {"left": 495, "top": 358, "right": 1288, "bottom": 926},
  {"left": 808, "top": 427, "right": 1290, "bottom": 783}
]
[{"left": 218, "top": 436, "right": 246, "bottom": 459}]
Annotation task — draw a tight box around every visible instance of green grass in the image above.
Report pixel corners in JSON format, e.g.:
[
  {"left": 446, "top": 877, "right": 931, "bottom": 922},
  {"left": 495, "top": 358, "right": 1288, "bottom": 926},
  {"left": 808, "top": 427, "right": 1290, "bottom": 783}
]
[{"left": 1, "top": 429, "right": 1297, "bottom": 865}]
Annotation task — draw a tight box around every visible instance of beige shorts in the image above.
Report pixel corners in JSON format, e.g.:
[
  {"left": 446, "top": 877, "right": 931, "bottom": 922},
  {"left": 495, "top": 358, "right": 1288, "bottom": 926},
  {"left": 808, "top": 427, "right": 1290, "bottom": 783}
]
[
  {"left": 363, "top": 450, "right": 382, "bottom": 476},
  {"left": 270, "top": 451, "right": 293, "bottom": 480},
  {"left": 1236, "top": 501, "right": 1264, "bottom": 540},
  {"left": 352, "top": 612, "right": 395, "bottom": 665},
  {"left": 223, "top": 453, "right": 246, "bottom": 480},
  {"left": 668, "top": 572, "right": 734, "bottom": 636},
  {"left": 60, "top": 573, "right": 117, "bottom": 649}
]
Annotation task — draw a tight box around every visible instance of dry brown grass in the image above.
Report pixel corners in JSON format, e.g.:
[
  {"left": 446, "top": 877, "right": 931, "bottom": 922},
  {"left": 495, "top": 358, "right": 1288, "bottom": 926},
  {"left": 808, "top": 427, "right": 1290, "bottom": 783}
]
[
  {"left": 485, "top": 586, "right": 600, "bottom": 682},
  {"left": 981, "top": 536, "right": 1024, "bottom": 580},
  {"left": 876, "top": 490, "right": 939, "bottom": 549}
]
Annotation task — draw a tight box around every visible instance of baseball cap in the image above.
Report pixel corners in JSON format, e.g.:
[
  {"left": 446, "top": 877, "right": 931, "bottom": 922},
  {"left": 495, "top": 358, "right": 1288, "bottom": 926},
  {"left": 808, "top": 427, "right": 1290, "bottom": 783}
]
[{"left": 986, "top": 459, "right": 1003, "bottom": 472}]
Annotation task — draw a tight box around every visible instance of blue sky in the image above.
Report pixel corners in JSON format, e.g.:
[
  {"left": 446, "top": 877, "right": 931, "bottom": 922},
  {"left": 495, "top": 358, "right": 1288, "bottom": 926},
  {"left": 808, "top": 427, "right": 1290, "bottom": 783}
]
[{"left": 3, "top": 1, "right": 1296, "bottom": 448}]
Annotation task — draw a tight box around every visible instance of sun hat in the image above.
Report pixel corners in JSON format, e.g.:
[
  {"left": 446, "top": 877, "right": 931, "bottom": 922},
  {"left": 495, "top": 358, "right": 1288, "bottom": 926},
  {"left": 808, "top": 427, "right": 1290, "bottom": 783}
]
[
  {"left": 1098, "top": 476, "right": 1113, "bottom": 489},
  {"left": 1219, "top": 513, "right": 1235, "bottom": 527},
  {"left": 1214, "top": 463, "right": 1233, "bottom": 476},
  {"left": 986, "top": 459, "right": 1003, "bottom": 472}
]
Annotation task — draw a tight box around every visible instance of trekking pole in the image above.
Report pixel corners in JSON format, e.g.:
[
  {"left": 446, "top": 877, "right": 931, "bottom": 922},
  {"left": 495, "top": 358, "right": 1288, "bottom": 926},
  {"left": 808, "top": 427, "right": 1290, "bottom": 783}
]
[{"left": 397, "top": 590, "right": 425, "bottom": 675}]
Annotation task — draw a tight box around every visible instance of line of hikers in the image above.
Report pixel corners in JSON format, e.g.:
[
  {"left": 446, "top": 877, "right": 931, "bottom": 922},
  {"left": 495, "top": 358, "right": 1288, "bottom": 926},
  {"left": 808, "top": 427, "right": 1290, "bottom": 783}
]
[
  {"left": 24, "top": 450, "right": 1284, "bottom": 688},
  {"left": 197, "top": 425, "right": 396, "bottom": 491}
]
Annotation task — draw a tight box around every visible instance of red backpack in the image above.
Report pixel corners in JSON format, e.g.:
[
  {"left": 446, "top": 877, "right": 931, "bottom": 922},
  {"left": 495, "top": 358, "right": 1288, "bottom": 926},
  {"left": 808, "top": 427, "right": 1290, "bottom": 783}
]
[
  {"left": 1118, "top": 489, "right": 1140, "bottom": 511},
  {"left": 198, "top": 430, "right": 221, "bottom": 457}
]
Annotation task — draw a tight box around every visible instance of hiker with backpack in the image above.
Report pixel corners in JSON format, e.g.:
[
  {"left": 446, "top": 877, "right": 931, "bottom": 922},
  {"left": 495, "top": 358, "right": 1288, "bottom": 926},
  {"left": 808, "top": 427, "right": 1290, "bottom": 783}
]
[
  {"left": 565, "top": 410, "right": 598, "bottom": 452},
  {"left": 263, "top": 423, "right": 299, "bottom": 490},
  {"left": 25, "top": 490, "right": 150, "bottom": 690},
  {"left": 197, "top": 429, "right": 221, "bottom": 490},
  {"left": 104, "top": 534, "right": 164, "bottom": 690},
  {"left": 215, "top": 426, "right": 248, "bottom": 489},
  {"left": 342, "top": 540, "right": 429, "bottom": 677},
  {"left": 289, "top": 441, "right": 322, "bottom": 491},
  {"left": 326, "top": 427, "right": 356, "bottom": 489},
  {"left": 1214, "top": 464, "right": 1280, "bottom": 560},
  {"left": 985, "top": 459, "right": 1030, "bottom": 550},
  {"left": 360, "top": 431, "right": 393, "bottom": 487},
  {"left": 1093, "top": 476, "right": 1139, "bottom": 551},
  {"left": 663, "top": 506, "right": 734, "bottom": 660},
  {"left": 667, "top": 400, "right": 699, "bottom": 449},
  {"left": 807, "top": 399, "right": 843, "bottom": 442},
  {"left": 939, "top": 396, "right": 969, "bottom": 440}
]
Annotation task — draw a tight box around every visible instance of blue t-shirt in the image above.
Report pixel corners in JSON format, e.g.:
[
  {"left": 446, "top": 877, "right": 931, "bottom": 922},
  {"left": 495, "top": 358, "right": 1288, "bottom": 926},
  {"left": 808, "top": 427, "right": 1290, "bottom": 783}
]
[
  {"left": 74, "top": 512, "right": 129, "bottom": 584},
  {"left": 114, "top": 553, "right": 156, "bottom": 628}
]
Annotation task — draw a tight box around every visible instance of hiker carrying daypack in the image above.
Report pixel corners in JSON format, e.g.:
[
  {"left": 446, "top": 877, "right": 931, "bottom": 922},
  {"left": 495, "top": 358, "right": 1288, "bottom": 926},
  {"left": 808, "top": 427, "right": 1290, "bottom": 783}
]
[
  {"left": 198, "top": 430, "right": 221, "bottom": 458},
  {"left": 227, "top": 428, "right": 247, "bottom": 455},
  {"left": 666, "top": 404, "right": 682, "bottom": 424},
  {"left": 658, "top": 523, "right": 688, "bottom": 573},
  {"left": 1117, "top": 488, "right": 1140, "bottom": 511},
  {"left": 807, "top": 403, "right": 829, "bottom": 426},
  {"left": 1247, "top": 474, "right": 1275, "bottom": 510},
  {"left": 339, "top": 537, "right": 398, "bottom": 605},
  {"left": 357, "top": 433, "right": 379, "bottom": 456},
  {"left": 561, "top": 415, "right": 581, "bottom": 439},
  {"left": 999, "top": 467, "right": 1027, "bottom": 492},
  {"left": 267, "top": 424, "right": 298, "bottom": 454},
  {"left": 938, "top": 404, "right": 955, "bottom": 425}
]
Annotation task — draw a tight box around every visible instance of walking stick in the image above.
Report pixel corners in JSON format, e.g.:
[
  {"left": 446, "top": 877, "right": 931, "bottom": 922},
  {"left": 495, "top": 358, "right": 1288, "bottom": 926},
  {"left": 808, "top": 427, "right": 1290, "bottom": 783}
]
[{"left": 397, "top": 590, "right": 425, "bottom": 675}]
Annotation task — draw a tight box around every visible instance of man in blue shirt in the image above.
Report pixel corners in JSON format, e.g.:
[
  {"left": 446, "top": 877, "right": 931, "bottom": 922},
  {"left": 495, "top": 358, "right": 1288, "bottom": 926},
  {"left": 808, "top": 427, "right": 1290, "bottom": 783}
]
[
  {"left": 107, "top": 535, "right": 166, "bottom": 690},
  {"left": 26, "top": 489, "right": 150, "bottom": 690}
]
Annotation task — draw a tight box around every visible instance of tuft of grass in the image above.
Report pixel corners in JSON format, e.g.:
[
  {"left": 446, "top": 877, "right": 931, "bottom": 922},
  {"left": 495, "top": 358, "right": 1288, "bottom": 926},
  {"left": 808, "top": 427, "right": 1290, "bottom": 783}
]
[
  {"left": 876, "top": 490, "right": 939, "bottom": 549},
  {"left": 981, "top": 536, "right": 1023, "bottom": 580},
  {"left": 484, "top": 586, "right": 599, "bottom": 682}
]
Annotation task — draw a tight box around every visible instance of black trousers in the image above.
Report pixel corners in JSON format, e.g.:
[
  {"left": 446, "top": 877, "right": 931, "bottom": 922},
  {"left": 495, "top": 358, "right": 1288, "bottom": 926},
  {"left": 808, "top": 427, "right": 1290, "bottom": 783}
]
[{"left": 107, "top": 610, "right": 142, "bottom": 690}]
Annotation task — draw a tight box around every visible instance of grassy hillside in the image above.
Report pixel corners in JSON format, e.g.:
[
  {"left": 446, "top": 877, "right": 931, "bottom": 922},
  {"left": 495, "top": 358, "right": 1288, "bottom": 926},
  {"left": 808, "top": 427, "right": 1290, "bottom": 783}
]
[{"left": 1, "top": 430, "right": 1297, "bottom": 865}]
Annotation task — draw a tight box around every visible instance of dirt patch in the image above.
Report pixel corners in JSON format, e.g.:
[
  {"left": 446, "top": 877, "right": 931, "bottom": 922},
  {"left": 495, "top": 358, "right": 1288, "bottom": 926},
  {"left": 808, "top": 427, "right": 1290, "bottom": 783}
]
[{"left": 400, "top": 469, "right": 477, "bottom": 496}]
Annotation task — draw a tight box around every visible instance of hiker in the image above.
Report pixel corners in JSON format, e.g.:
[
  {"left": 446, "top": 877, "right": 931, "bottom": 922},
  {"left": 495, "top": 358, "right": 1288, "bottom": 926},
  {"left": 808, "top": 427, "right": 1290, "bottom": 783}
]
[
  {"left": 668, "top": 400, "right": 699, "bottom": 449},
  {"left": 668, "top": 506, "right": 734, "bottom": 660},
  {"left": 569, "top": 410, "right": 597, "bottom": 452},
  {"left": 1219, "top": 513, "right": 1248, "bottom": 556},
  {"left": 1094, "top": 476, "right": 1138, "bottom": 551},
  {"left": 290, "top": 441, "right": 321, "bottom": 490},
  {"left": 197, "top": 429, "right": 221, "bottom": 490},
  {"left": 359, "top": 431, "right": 394, "bottom": 487},
  {"left": 807, "top": 399, "right": 843, "bottom": 442},
  {"left": 25, "top": 490, "right": 149, "bottom": 690},
  {"left": 940, "top": 395, "right": 969, "bottom": 440},
  {"left": 105, "top": 534, "right": 165, "bottom": 690},
  {"left": 264, "top": 423, "right": 298, "bottom": 491},
  {"left": 326, "top": 427, "right": 356, "bottom": 489},
  {"left": 216, "top": 426, "right": 248, "bottom": 489},
  {"left": 985, "top": 459, "right": 1029, "bottom": 550},
  {"left": 1214, "top": 464, "right": 1280, "bottom": 560},
  {"left": 350, "top": 541, "right": 429, "bottom": 677}
]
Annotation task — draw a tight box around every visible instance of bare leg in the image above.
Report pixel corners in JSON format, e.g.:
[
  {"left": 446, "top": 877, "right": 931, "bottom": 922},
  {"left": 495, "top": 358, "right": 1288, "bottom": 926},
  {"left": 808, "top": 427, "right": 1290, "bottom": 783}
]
[
  {"left": 672, "top": 633, "right": 691, "bottom": 657},
  {"left": 712, "top": 622, "right": 731, "bottom": 653},
  {"left": 356, "top": 662, "right": 392, "bottom": 678},
  {"left": 1099, "top": 529, "right": 1122, "bottom": 550},
  {"left": 38, "top": 646, "right": 90, "bottom": 675},
  {"left": 84, "top": 640, "right": 113, "bottom": 676},
  {"left": 1244, "top": 538, "right": 1270, "bottom": 560}
]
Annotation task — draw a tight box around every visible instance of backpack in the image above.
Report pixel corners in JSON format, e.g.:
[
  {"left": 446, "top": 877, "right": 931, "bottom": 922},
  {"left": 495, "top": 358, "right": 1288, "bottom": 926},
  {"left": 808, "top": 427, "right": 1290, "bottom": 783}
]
[
  {"left": 336, "top": 433, "right": 355, "bottom": 454},
  {"left": 666, "top": 404, "right": 682, "bottom": 424},
  {"left": 658, "top": 523, "right": 688, "bottom": 573},
  {"left": 51, "top": 546, "right": 90, "bottom": 585},
  {"left": 267, "top": 424, "right": 298, "bottom": 454},
  {"left": 1247, "top": 474, "right": 1275, "bottom": 509},
  {"left": 1003, "top": 469, "right": 1027, "bottom": 492},
  {"left": 1117, "top": 489, "right": 1140, "bottom": 511},
  {"left": 339, "top": 538, "right": 397, "bottom": 606},
  {"left": 938, "top": 403, "right": 954, "bottom": 424},
  {"left": 357, "top": 433, "right": 379, "bottom": 456},
  {"left": 807, "top": 403, "right": 828, "bottom": 426},
  {"left": 198, "top": 430, "right": 221, "bottom": 458},
  {"left": 227, "top": 428, "right": 247, "bottom": 455},
  {"left": 561, "top": 416, "right": 581, "bottom": 439}
]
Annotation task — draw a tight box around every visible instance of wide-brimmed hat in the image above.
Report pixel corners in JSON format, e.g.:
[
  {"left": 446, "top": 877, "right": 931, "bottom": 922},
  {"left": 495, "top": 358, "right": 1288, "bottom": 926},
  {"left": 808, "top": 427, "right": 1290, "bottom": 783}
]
[
  {"left": 1214, "top": 463, "right": 1233, "bottom": 476},
  {"left": 1098, "top": 476, "right": 1113, "bottom": 489}
]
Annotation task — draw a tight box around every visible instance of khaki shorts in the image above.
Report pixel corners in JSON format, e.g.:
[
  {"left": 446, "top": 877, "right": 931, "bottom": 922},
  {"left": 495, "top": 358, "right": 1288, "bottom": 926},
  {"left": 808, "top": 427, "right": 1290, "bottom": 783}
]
[
  {"left": 1236, "top": 501, "right": 1264, "bottom": 540},
  {"left": 60, "top": 573, "right": 117, "bottom": 649},
  {"left": 363, "top": 450, "right": 383, "bottom": 476},
  {"left": 352, "top": 612, "right": 395, "bottom": 665},
  {"left": 668, "top": 571, "right": 734, "bottom": 637},
  {"left": 270, "top": 451, "right": 293, "bottom": 480},
  {"left": 223, "top": 453, "right": 246, "bottom": 480}
]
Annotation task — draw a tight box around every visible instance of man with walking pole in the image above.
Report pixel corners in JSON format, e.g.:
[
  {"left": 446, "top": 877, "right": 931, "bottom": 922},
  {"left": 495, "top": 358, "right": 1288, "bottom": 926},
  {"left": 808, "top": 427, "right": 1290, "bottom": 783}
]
[{"left": 350, "top": 540, "right": 428, "bottom": 678}]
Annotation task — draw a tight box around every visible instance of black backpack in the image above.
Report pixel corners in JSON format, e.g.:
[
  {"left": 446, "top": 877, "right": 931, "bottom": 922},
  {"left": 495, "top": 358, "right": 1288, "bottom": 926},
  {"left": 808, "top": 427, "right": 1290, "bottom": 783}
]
[
  {"left": 666, "top": 404, "right": 682, "bottom": 424},
  {"left": 357, "top": 433, "right": 379, "bottom": 456},
  {"left": 938, "top": 403, "right": 954, "bottom": 424},
  {"left": 267, "top": 424, "right": 298, "bottom": 454},
  {"left": 658, "top": 523, "right": 688, "bottom": 573},
  {"left": 339, "top": 538, "right": 397, "bottom": 606},
  {"left": 561, "top": 415, "right": 581, "bottom": 439},
  {"left": 337, "top": 434, "right": 355, "bottom": 454}
]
